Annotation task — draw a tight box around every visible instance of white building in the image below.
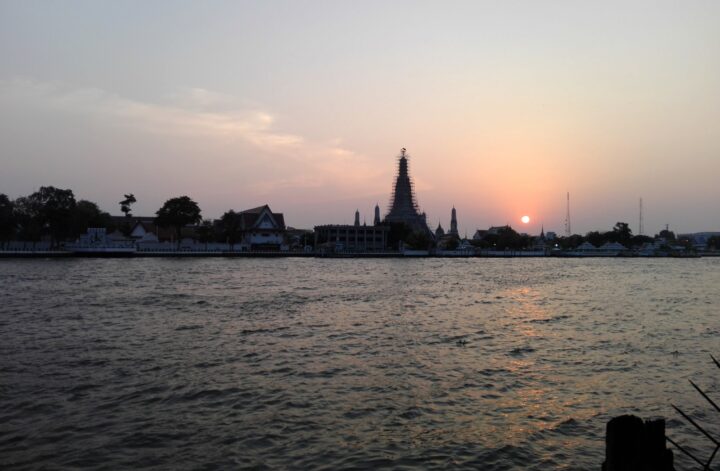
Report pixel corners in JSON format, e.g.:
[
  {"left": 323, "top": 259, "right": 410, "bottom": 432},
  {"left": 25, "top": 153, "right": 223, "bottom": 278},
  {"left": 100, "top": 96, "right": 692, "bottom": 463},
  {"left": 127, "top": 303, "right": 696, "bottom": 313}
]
[{"left": 237, "top": 205, "right": 287, "bottom": 250}]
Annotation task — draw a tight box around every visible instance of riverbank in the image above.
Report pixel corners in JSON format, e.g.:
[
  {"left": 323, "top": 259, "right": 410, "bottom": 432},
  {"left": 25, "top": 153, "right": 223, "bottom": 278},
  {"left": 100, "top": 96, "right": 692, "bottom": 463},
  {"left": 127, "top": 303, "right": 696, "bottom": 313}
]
[{"left": 0, "top": 250, "right": 708, "bottom": 258}]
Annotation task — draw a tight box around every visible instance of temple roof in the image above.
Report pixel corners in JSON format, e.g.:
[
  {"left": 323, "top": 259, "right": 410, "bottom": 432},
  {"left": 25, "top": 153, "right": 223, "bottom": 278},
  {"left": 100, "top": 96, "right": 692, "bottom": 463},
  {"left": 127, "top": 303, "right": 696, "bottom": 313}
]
[{"left": 238, "top": 205, "right": 285, "bottom": 230}]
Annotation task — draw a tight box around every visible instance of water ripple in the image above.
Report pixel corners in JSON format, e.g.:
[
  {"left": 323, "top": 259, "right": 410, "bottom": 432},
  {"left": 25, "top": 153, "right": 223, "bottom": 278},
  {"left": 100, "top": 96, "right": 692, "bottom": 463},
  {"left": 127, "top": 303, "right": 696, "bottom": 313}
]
[{"left": 1, "top": 258, "right": 719, "bottom": 469}]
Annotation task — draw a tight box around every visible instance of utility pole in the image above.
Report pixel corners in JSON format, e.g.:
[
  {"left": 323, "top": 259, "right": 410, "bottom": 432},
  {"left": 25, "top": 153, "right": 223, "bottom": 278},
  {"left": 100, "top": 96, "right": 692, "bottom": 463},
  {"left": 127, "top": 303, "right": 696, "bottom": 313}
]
[
  {"left": 639, "top": 197, "right": 644, "bottom": 236},
  {"left": 565, "top": 192, "right": 571, "bottom": 237}
]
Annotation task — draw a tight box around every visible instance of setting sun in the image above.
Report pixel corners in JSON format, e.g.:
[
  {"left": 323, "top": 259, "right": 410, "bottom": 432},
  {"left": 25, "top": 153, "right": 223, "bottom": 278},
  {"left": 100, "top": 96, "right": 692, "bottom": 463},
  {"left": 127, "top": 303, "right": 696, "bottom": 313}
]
[{"left": 521, "top": 215, "right": 530, "bottom": 224}]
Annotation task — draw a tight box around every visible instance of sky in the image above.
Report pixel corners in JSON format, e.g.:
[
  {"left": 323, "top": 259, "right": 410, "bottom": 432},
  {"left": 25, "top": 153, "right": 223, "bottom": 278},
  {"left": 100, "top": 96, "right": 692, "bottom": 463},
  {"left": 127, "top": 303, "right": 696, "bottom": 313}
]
[{"left": 1, "top": 0, "right": 719, "bottom": 235}]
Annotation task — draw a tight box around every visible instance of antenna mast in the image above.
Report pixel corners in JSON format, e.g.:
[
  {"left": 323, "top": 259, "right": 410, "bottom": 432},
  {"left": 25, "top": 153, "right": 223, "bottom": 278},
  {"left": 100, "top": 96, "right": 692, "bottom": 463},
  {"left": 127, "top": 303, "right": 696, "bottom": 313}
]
[{"left": 564, "top": 192, "right": 571, "bottom": 237}]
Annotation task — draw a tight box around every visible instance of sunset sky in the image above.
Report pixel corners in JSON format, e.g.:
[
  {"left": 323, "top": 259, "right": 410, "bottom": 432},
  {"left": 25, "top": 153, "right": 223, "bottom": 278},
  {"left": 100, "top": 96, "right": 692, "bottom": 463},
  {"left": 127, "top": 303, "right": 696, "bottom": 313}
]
[{"left": 1, "top": 1, "right": 719, "bottom": 235}]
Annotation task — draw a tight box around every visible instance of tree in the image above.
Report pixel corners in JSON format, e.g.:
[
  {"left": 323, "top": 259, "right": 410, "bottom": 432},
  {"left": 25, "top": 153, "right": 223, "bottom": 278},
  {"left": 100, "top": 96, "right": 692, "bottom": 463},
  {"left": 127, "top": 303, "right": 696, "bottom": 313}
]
[
  {"left": 611, "top": 222, "right": 632, "bottom": 245},
  {"left": 495, "top": 225, "right": 522, "bottom": 250},
  {"left": 630, "top": 234, "right": 653, "bottom": 248},
  {"left": 196, "top": 219, "right": 216, "bottom": 250},
  {"left": 26, "top": 186, "right": 77, "bottom": 248},
  {"left": 518, "top": 233, "right": 532, "bottom": 249},
  {"left": 657, "top": 229, "right": 676, "bottom": 241},
  {"left": 300, "top": 231, "right": 314, "bottom": 249},
  {"left": 444, "top": 237, "right": 459, "bottom": 250},
  {"left": 72, "top": 200, "right": 112, "bottom": 237},
  {"left": 155, "top": 196, "right": 202, "bottom": 248},
  {"left": 557, "top": 234, "right": 584, "bottom": 250},
  {"left": 0, "top": 194, "right": 16, "bottom": 249},
  {"left": 479, "top": 232, "right": 498, "bottom": 249},
  {"left": 118, "top": 194, "right": 137, "bottom": 236},
  {"left": 585, "top": 231, "right": 606, "bottom": 247},
  {"left": 13, "top": 196, "right": 42, "bottom": 246},
  {"left": 219, "top": 210, "right": 242, "bottom": 250},
  {"left": 469, "top": 238, "right": 484, "bottom": 248},
  {"left": 405, "top": 229, "right": 432, "bottom": 250},
  {"left": 478, "top": 226, "right": 534, "bottom": 250},
  {"left": 119, "top": 194, "right": 136, "bottom": 218},
  {"left": 387, "top": 222, "right": 412, "bottom": 250}
]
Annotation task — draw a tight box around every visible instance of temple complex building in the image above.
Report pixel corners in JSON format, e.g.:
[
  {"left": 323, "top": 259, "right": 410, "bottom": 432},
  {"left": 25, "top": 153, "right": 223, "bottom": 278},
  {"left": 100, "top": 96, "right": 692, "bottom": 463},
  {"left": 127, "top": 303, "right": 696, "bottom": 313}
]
[
  {"left": 236, "top": 205, "right": 286, "bottom": 250},
  {"left": 312, "top": 148, "right": 432, "bottom": 251},
  {"left": 314, "top": 210, "right": 389, "bottom": 252}
]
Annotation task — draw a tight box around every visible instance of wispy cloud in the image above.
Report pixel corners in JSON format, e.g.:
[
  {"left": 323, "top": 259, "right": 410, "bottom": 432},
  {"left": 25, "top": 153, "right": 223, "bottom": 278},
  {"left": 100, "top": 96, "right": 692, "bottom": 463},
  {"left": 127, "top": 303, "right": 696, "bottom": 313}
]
[
  {"left": 0, "top": 79, "right": 384, "bottom": 195},
  {"left": 16, "top": 81, "right": 304, "bottom": 150}
]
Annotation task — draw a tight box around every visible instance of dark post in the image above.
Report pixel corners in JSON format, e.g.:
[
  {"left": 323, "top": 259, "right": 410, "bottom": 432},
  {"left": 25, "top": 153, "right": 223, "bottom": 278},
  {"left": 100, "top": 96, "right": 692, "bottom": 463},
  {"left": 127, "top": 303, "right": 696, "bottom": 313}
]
[{"left": 602, "top": 415, "right": 674, "bottom": 471}]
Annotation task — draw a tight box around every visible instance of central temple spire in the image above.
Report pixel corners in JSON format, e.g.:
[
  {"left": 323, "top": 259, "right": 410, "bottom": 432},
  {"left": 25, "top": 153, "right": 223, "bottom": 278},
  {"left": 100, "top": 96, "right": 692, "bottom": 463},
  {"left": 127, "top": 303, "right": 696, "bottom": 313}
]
[
  {"left": 449, "top": 206, "right": 458, "bottom": 236},
  {"left": 383, "top": 148, "right": 430, "bottom": 233},
  {"left": 387, "top": 148, "right": 418, "bottom": 215}
]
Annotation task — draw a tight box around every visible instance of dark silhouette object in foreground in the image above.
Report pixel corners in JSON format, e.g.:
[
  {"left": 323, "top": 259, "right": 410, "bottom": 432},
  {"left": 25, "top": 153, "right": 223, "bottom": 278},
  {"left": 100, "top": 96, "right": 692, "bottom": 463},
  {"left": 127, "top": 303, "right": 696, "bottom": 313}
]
[
  {"left": 666, "top": 354, "right": 720, "bottom": 470},
  {"left": 602, "top": 415, "right": 674, "bottom": 471}
]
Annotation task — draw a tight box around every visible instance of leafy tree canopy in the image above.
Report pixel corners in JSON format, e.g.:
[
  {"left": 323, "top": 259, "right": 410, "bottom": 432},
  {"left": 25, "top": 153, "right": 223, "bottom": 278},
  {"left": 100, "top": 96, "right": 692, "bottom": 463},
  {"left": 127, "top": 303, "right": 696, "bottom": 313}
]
[
  {"left": 27, "top": 186, "right": 77, "bottom": 246},
  {"left": 584, "top": 231, "right": 604, "bottom": 247},
  {"left": 155, "top": 196, "right": 202, "bottom": 244},
  {"left": 612, "top": 222, "right": 632, "bottom": 243},
  {"left": 405, "top": 229, "right": 432, "bottom": 250},
  {"left": 560, "top": 234, "right": 585, "bottom": 249},
  {"left": 73, "top": 200, "right": 112, "bottom": 235},
  {"left": 196, "top": 219, "right": 216, "bottom": 245},
  {"left": 494, "top": 225, "right": 527, "bottom": 250},
  {"left": 443, "top": 237, "right": 459, "bottom": 250},
  {"left": 657, "top": 229, "right": 676, "bottom": 241},
  {"left": 13, "top": 196, "right": 42, "bottom": 242},
  {"left": 156, "top": 196, "right": 201, "bottom": 227},
  {"left": 219, "top": 210, "right": 242, "bottom": 247},
  {"left": 0, "top": 194, "right": 16, "bottom": 243},
  {"left": 630, "top": 234, "right": 653, "bottom": 246}
]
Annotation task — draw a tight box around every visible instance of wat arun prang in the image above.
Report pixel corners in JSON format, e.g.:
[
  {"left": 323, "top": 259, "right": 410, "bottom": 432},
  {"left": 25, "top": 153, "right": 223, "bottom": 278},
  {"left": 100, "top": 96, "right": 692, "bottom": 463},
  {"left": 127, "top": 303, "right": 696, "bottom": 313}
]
[{"left": 383, "top": 148, "right": 431, "bottom": 234}]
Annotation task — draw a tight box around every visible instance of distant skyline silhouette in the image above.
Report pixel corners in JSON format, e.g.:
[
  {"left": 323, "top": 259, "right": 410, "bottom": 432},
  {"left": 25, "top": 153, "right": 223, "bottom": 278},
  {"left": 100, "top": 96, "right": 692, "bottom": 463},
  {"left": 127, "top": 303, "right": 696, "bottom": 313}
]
[{"left": 1, "top": 1, "right": 719, "bottom": 235}]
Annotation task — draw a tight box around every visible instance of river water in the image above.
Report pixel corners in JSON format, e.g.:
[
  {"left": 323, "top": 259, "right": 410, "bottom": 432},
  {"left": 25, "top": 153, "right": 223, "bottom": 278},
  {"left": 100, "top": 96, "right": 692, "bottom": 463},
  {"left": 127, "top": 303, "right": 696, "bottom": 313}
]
[{"left": 1, "top": 258, "right": 718, "bottom": 470}]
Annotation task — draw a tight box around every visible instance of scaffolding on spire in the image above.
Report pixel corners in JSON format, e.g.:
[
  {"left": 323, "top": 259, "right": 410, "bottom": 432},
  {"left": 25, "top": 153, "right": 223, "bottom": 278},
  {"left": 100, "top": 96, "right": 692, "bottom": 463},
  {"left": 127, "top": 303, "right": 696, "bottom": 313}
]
[{"left": 383, "top": 148, "right": 430, "bottom": 233}]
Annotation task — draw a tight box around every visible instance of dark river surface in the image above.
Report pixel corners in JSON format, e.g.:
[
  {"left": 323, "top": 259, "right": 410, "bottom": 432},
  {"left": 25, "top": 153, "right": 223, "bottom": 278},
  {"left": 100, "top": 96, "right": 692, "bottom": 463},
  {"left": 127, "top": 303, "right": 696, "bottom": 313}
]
[{"left": 1, "top": 258, "right": 718, "bottom": 470}]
